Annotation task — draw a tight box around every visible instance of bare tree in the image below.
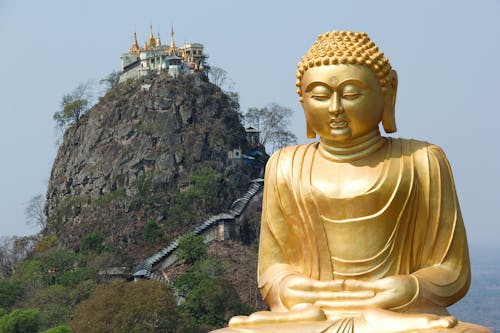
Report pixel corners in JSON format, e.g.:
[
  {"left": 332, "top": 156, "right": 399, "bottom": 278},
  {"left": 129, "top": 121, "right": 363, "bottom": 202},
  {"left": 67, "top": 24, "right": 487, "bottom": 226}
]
[
  {"left": 244, "top": 103, "right": 297, "bottom": 152},
  {"left": 25, "top": 194, "right": 46, "bottom": 229},
  {"left": 0, "top": 236, "right": 35, "bottom": 277},
  {"left": 99, "top": 70, "right": 120, "bottom": 91},
  {"left": 208, "top": 66, "right": 228, "bottom": 88},
  {"left": 0, "top": 236, "right": 14, "bottom": 278},
  {"left": 273, "top": 130, "right": 298, "bottom": 152}
]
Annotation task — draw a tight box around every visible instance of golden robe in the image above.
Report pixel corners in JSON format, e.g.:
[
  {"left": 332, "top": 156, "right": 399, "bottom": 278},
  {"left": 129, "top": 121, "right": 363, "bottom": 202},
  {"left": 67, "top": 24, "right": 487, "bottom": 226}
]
[{"left": 258, "top": 138, "right": 470, "bottom": 315}]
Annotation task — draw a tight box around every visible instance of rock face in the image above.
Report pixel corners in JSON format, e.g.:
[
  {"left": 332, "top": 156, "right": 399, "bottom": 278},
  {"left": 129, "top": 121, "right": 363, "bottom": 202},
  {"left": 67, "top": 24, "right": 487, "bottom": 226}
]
[{"left": 45, "top": 72, "right": 260, "bottom": 262}]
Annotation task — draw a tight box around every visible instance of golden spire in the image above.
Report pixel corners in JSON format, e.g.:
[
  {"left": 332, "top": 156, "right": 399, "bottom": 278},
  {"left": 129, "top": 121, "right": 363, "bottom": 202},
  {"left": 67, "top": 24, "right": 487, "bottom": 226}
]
[
  {"left": 169, "top": 25, "right": 177, "bottom": 55},
  {"left": 146, "top": 24, "right": 156, "bottom": 49},
  {"left": 155, "top": 31, "right": 162, "bottom": 47},
  {"left": 129, "top": 31, "right": 140, "bottom": 54}
]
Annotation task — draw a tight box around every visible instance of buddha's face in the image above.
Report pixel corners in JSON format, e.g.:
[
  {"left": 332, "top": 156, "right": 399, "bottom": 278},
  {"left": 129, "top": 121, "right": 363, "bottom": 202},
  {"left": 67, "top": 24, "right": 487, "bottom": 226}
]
[{"left": 301, "top": 64, "right": 384, "bottom": 143}]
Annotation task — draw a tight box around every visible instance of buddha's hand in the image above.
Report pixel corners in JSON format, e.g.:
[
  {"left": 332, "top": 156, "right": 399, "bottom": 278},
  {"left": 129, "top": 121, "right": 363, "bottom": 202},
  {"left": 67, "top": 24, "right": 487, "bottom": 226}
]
[
  {"left": 229, "top": 303, "right": 327, "bottom": 327},
  {"left": 280, "top": 275, "right": 375, "bottom": 310},
  {"left": 315, "top": 275, "right": 419, "bottom": 312}
]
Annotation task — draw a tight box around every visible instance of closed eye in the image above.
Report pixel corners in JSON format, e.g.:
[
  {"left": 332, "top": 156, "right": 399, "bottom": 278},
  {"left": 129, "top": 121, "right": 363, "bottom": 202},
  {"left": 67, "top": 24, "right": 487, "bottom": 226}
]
[
  {"left": 342, "top": 92, "right": 361, "bottom": 100},
  {"left": 311, "top": 94, "right": 330, "bottom": 101},
  {"left": 306, "top": 83, "right": 332, "bottom": 101}
]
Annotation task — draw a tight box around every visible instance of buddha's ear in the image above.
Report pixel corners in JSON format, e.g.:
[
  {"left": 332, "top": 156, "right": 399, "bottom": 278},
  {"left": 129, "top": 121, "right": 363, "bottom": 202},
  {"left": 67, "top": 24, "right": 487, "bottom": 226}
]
[
  {"left": 382, "top": 70, "right": 398, "bottom": 133},
  {"left": 306, "top": 121, "right": 316, "bottom": 139}
]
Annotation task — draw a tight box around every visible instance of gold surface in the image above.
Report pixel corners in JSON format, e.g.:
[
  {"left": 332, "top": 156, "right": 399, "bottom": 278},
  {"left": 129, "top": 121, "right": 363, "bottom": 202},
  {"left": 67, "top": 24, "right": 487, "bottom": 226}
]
[
  {"left": 129, "top": 32, "right": 140, "bottom": 54},
  {"left": 155, "top": 32, "right": 161, "bottom": 47},
  {"left": 145, "top": 25, "right": 156, "bottom": 50},
  {"left": 169, "top": 25, "right": 177, "bottom": 54},
  {"left": 212, "top": 31, "right": 491, "bottom": 333}
]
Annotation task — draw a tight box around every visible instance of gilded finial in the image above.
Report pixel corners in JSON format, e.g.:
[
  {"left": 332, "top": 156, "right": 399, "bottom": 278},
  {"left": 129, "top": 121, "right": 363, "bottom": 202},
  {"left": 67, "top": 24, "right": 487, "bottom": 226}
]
[
  {"left": 146, "top": 24, "right": 156, "bottom": 49},
  {"left": 156, "top": 31, "right": 162, "bottom": 47},
  {"left": 169, "top": 25, "right": 177, "bottom": 55},
  {"left": 129, "top": 31, "right": 140, "bottom": 54}
]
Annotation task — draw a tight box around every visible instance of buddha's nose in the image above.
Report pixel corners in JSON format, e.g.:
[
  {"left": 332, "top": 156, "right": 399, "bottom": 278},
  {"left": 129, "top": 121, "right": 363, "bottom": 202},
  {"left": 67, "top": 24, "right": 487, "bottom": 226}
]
[{"left": 328, "top": 93, "right": 343, "bottom": 115}]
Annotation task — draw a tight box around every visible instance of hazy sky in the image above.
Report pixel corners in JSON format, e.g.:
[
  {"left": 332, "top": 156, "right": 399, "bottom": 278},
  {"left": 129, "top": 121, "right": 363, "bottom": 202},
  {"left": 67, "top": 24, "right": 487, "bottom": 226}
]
[{"left": 0, "top": 0, "right": 499, "bottom": 258}]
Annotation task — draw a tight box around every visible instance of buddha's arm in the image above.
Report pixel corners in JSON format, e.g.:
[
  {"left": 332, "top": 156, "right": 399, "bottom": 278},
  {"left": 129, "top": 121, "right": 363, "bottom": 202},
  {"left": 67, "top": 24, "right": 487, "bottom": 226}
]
[
  {"left": 257, "top": 150, "right": 297, "bottom": 311},
  {"left": 409, "top": 144, "right": 471, "bottom": 310},
  {"left": 257, "top": 148, "right": 334, "bottom": 311}
]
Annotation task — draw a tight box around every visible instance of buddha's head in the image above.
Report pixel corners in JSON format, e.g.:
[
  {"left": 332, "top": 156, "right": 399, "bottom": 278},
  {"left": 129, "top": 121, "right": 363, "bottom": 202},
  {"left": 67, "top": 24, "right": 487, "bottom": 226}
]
[{"left": 296, "top": 31, "right": 398, "bottom": 141}]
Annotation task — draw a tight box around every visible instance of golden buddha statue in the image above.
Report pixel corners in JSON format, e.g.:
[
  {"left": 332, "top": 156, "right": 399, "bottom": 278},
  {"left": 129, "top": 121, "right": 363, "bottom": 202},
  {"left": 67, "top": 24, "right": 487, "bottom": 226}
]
[{"left": 212, "top": 31, "right": 491, "bottom": 333}]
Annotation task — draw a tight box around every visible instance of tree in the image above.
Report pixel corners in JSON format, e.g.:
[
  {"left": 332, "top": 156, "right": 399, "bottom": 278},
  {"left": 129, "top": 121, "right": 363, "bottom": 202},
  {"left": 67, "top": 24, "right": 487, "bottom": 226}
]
[
  {"left": 0, "top": 236, "right": 35, "bottom": 278},
  {"left": 79, "top": 232, "right": 105, "bottom": 255},
  {"left": 53, "top": 81, "right": 93, "bottom": 134},
  {"left": 0, "top": 279, "right": 23, "bottom": 309},
  {"left": 20, "top": 285, "right": 75, "bottom": 330},
  {"left": 176, "top": 233, "right": 207, "bottom": 265},
  {"left": 0, "top": 308, "right": 40, "bottom": 333},
  {"left": 17, "top": 249, "right": 89, "bottom": 290},
  {"left": 162, "top": 168, "right": 223, "bottom": 228},
  {"left": 70, "top": 280, "right": 180, "bottom": 333},
  {"left": 244, "top": 103, "right": 297, "bottom": 152},
  {"left": 143, "top": 220, "right": 163, "bottom": 244},
  {"left": 24, "top": 194, "right": 46, "bottom": 229},
  {"left": 188, "top": 167, "right": 222, "bottom": 212},
  {"left": 173, "top": 256, "right": 251, "bottom": 330},
  {"left": 208, "top": 66, "right": 234, "bottom": 90},
  {"left": 0, "top": 237, "right": 16, "bottom": 278},
  {"left": 208, "top": 66, "right": 227, "bottom": 88},
  {"left": 99, "top": 70, "right": 120, "bottom": 92}
]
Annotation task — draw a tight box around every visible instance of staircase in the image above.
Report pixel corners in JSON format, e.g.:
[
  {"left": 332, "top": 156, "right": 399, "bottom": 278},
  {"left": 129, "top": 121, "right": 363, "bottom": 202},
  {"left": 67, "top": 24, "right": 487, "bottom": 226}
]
[{"left": 133, "top": 178, "right": 264, "bottom": 281}]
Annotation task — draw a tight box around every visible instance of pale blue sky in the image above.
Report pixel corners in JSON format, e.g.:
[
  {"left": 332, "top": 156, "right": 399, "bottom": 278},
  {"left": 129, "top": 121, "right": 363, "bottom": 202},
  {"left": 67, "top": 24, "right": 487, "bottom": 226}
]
[{"left": 0, "top": 0, "right": 499, "bottom": 259}]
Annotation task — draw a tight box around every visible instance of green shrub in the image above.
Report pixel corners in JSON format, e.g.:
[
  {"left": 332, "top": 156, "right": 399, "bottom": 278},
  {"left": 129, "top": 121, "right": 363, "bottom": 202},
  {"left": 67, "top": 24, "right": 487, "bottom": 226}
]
[
  {"left": 19, "top": 260, "right": 45, "bottom": 290},
  {"left": 129, "top": 171, "right": 154, "bottom": 209},
  {"left": 20, "top": 285, "right": 73, "bottom": 330},
  {"left": 80, "top": 232, "right": 105, "bottom": 255},
  {"left": 58, "top": 268, "right": 93, "bottom": 288},
  {"left": 162, "top": 192, "right": 195, "bottom": 229},
  {"left": 143, "top": 220, "right": 163, "bottom": 244},
  {"left": 95, "top": 189, "right": 126, "bottom": 207},
  {"left": 188, "top": 167, "right": 222, "bottom": 211},
  {"left": 70, "top": 280, "right": 179, "bottom": 333},
  {"left": 0, "top": 280, "right": 23, "bottom": 308},
  {"left": 162, "top": 168, "right": 223, "bottom": 228},
  {"left": 40, "top": 325, "right": 72, "bottom": 333},
  {"left": 174, "top": 256, "right": 251, "bottom": 330},
  {"left": 33, "top": 235, "right": 57, "bottom": 255},
  {"left": 20, "top": 249, "right": 86, "bottom": 289},
  {"left": 176, "top": 234, "right": 206, "bottom": 265},
  {"left": 0, "top": 308, "right": 40, "bottom": 333}
]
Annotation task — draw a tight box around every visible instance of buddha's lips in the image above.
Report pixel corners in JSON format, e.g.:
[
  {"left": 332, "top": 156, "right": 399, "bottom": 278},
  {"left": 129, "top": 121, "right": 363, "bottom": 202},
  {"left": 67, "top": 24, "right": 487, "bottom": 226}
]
[{"left": 330, "top": 119, "right": 348, "bottom": 128}]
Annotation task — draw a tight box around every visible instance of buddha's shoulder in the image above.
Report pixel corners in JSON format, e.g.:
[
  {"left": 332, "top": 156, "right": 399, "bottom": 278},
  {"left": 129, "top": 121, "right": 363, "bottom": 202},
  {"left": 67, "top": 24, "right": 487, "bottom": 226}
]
[
  {"left": 269, "top": 143, "right": 317, "bottom": 163},
  {"left": 389, "top": 137, "right": 448, "bottom": 161}
]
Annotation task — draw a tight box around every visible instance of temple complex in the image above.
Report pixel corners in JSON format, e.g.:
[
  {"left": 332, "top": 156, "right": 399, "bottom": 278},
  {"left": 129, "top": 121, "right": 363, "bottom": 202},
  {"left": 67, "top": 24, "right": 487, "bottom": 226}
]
[{"left": 119, "top": 26, "right": 208, "bottom": 82}]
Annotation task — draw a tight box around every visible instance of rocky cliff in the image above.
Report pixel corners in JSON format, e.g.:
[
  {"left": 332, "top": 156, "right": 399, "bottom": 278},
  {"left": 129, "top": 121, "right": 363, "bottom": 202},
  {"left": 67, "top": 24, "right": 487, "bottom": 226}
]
[{"left": 45, "top": 72, "right": 262, "bottom": 263}]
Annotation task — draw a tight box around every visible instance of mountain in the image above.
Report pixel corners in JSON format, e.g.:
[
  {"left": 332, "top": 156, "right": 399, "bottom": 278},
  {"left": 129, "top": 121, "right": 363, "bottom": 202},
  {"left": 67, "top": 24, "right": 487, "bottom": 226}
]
[{"left": 44, "top": 71, "right": 263, "bottom": 265}]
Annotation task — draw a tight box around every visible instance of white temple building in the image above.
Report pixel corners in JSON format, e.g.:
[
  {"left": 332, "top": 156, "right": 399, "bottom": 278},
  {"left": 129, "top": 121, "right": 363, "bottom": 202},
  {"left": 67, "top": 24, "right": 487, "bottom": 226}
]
[{"left": 119, "top": 26, "right": 208, "bottom": 82}]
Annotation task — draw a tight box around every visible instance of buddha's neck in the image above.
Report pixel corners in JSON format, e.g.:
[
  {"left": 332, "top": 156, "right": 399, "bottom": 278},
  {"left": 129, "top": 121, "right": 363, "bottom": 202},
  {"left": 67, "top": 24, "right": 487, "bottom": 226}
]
[{"left": 318, "top": 129, "right": 386, "bottom": 162}]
